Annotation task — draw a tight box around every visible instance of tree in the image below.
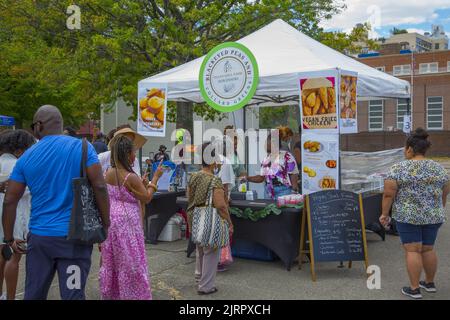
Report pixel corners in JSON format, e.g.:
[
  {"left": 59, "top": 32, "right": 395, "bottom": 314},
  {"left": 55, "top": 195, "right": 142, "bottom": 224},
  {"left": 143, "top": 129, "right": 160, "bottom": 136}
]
[
  {"left": 391, "top": 27, "right": 408, "bottom": 35},
  {"left": 1, "top": 0, "right": 348, "bottom": 127},
  {"left": 319, "top": 22, "right": 379, "bottom": 55}
]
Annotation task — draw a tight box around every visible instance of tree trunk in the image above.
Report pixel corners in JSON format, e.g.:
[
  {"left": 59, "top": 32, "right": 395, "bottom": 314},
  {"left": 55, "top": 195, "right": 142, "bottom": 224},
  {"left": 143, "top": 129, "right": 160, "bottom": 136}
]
[{"left": 176, "top": 101, "right": 194, "bottom": 135}]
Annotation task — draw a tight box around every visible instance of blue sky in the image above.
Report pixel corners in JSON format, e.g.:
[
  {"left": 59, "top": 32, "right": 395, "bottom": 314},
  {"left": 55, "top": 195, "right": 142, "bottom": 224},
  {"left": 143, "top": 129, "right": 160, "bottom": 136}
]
[{"left": 321, "top": 2, "right": 450, "bottom": 39}]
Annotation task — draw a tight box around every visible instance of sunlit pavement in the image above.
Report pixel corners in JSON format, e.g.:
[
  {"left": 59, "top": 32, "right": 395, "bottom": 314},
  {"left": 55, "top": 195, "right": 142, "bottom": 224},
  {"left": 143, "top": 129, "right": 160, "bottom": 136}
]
[
  {"left": 10, "top": 161, "right": 450, "bottom": 300},
  {"left": 11, "top": 205, "right": 449, "bottom": 300}
]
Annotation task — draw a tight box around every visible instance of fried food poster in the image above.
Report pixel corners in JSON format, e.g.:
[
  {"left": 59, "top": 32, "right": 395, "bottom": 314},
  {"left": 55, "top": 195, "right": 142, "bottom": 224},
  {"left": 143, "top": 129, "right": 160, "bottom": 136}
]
[
  {"left": 301, "top": 132, "right": 339, "bottom": 195},
  {"left": 339, "top": 71, "right": 358, "bottom": 134},
  {"left": 137, "top": 83, "right": 167, "bottom": 137},
  {"left": 300, "top": 72, "right": 338, "bottom": 132}
]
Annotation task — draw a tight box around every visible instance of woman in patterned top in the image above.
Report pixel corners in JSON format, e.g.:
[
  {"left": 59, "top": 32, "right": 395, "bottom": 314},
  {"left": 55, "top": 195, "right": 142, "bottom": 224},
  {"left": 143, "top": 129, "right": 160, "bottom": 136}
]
[
  {"left": 243, "top": 128, "right": 299, "bottom": 200},
  {"left": 187, "top": 142, "right": 233, "bottom": 295},
  {"left": 380, "top": 128, "right": 450, "bottom": 299}
]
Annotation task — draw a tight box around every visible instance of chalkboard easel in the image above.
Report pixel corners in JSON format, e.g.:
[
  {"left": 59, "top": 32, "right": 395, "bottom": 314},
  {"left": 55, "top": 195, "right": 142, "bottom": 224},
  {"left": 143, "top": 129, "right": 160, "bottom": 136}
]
[{"left": 298, "top": 190, "right": 369, "bottom": 281}]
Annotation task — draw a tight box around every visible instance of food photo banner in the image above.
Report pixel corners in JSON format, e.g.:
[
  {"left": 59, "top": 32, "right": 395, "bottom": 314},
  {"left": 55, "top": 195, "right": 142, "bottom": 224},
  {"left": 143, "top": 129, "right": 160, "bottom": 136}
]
[
  {"left": 299, "top": 70, "right": 338, "bottom": 132},
  {"left": 137, "top": 82, "right": 168, "bottom": 137},
  {"left": 339, "top": 70, "right": 358, "bottom": 134},
  {"left": 301, "top": 132, "right": 339, "bottom": 195}
]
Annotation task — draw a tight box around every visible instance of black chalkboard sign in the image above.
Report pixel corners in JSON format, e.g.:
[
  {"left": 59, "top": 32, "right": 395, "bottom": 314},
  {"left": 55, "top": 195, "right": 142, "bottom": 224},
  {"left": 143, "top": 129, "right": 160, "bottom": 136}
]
[{"left": 299, "top": 190, "right": 369, "bottom": 281}]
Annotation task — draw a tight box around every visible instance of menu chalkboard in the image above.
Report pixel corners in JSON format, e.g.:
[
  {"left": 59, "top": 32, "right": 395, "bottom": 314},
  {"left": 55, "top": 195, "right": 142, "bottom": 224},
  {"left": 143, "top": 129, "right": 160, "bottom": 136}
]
[{"left": 299, "top": 190, "right": 369, "bottom": 281}]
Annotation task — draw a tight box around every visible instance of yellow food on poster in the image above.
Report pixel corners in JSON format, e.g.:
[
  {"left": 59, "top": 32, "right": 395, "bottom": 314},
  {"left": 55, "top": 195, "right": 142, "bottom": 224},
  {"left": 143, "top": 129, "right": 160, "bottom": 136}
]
[
  {"left": 139, "top": 97, "right": 148, "bottom": 110},
  {"left": 147, "top": 88, "right": 165, "bottom": 99},
  {"left": 156, "top": 109, "right": 164, "bottom": 122},
  {"left": 147, "top": 96, "right": 164, "bottom": 114},
  {"left": 306, "top": 92, "right": 316, "bottom": 107},
  {"left": 141, "top": 109, "right": 155, "bottom": 122}
]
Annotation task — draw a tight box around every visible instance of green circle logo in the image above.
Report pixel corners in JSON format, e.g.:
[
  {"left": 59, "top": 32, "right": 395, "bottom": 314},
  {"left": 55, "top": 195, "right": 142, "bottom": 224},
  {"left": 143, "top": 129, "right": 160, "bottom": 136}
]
[{"left": 199, "top": 42, "right": 259, "bottom": 112}]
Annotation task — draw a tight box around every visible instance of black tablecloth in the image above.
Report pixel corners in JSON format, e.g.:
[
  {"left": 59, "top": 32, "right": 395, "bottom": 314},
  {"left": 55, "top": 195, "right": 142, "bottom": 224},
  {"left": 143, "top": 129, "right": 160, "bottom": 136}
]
[
  {"left": 361, "top": 192, "right": 385, "bottom": 240},
  {"left": 177, "top": 192, "right": 384, "bottom": 268},
  {"left": 177, "top": 197, "right": 302, "bottom": 271},
  {"left": 145, "top": 191, "right": 185, "bottom": 244}
]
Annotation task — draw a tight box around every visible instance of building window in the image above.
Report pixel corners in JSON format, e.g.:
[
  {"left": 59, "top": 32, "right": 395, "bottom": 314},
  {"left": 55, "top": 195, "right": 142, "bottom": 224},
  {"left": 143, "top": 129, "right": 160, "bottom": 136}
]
[
  {"left": 416, "top": 37, "right": 432, "bottom": 51},
  {"left": 393, "top": 64, "right": 411, "bottom": 76},
  {"left": 427, "top": 96, "right": 443, "bottom": 130},
  {"left": 435, "top": 43, "right": 440, "bottom": 50},
  {"left": 419, "top": 62, "right": 439, "bottom": 74},
  {"left": 375, "top": 66, "right": 385, "bottom": 72},
  {"left": 369, "top": 100, "right": 384, "bottom": 131}
]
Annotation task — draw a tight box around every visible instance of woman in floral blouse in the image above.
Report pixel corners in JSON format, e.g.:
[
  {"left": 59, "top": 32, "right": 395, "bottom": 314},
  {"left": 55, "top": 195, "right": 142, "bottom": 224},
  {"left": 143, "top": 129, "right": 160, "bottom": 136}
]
[
  {"left": 243, "top": 127, "right": 299, "bottom": 200},
  {"left": 380, "top": 128, "right": 450, "bottom": 299}
]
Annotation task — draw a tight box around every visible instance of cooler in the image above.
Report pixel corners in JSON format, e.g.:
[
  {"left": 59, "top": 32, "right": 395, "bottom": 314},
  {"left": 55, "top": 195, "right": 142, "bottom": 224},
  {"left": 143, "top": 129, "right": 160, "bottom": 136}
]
[{"left": 231, "top": 239, "right": 278, "bottom": 261}]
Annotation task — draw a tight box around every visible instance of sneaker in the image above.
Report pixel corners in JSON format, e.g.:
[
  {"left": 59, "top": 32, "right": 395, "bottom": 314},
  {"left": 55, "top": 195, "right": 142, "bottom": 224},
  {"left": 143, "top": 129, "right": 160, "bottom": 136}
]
[
  {"left": 0, "top": 293, "right": 6, "bottom": 301},
  {"left": 401, "top": 287, "right": 422, "bottom": 299},
  {"left": 419, "top": 281, "right": 437, "bottom": 293}
]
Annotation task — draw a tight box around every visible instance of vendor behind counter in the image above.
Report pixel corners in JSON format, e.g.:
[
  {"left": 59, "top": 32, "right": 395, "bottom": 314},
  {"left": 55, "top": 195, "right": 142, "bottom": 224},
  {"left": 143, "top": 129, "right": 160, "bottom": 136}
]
[{"left": 242, "top": 126, "right": 299, "bottom": 200}]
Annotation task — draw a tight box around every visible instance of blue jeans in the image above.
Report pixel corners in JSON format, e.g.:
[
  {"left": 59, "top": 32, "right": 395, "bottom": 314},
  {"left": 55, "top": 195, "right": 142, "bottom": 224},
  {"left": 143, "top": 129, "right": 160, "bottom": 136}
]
[
  {"left": 265, "top": 185, "right": 293, "bottom": 200},
  {"left": 396, "top": 222, "right": 442, "bottom": 246}
]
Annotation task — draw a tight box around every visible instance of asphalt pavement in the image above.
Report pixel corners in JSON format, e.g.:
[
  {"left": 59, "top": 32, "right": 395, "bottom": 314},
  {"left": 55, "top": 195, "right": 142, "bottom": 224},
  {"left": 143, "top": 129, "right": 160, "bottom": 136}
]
[{"left": 11, "top": 206, "right": 450, "bottom": 300}]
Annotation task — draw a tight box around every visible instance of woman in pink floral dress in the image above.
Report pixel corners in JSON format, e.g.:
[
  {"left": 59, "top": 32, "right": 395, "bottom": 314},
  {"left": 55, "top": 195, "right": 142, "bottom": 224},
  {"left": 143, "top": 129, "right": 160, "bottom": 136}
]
[{"left": 99, "top": 135, "right": 163, "bottom": 300}]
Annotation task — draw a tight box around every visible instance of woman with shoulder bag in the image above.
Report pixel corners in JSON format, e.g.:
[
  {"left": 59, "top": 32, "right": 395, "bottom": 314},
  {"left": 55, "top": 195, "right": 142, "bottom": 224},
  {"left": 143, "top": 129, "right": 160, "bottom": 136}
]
[
  {"left": 186, "top": 142, "right": 234, "bottom": 295},
  {"left": 99, "top": 135, "right": 164, "bottom": 300}
]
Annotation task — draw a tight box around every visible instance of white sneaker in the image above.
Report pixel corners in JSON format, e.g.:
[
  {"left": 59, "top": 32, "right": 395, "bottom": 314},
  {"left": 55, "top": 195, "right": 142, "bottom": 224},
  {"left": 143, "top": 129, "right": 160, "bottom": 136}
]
[{"left": 0, "top": 293, "right": 6, "bottom": 301}]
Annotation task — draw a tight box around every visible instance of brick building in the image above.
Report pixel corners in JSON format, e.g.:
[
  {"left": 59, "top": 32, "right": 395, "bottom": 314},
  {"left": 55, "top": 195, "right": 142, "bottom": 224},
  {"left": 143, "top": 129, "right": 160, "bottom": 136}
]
[{"left": 341, "top": 50, "right": 450, "bottom": 156}]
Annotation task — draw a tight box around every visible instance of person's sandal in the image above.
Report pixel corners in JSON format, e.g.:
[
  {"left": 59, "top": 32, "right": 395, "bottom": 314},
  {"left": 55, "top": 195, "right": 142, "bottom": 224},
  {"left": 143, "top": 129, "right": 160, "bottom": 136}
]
[{"left": 197, "top": 287, "right": 218, "bottom": 295}]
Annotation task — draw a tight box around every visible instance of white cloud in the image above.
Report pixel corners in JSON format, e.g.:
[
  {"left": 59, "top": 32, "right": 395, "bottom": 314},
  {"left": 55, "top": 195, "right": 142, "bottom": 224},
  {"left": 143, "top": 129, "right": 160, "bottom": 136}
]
[
  {"left": 406, "top": 28, "right": 427, "bottom": 35},
  {"left": 321, "top": 0, "right": 450, "bottom": 37}
]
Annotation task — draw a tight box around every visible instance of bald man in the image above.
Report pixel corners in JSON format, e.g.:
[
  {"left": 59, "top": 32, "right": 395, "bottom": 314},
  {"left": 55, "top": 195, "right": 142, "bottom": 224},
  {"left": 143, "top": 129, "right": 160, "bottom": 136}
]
[{"left": 2, "top": 105, "right": 110, "bottom": 300}]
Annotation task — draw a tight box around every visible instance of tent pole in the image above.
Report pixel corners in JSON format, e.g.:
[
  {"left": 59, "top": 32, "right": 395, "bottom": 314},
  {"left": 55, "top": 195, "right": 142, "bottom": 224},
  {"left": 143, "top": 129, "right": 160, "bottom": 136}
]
[
  {"left": 406, "top": 97, "right": 411, "bottom": 116},
  {"left": 139, "top": 147, "right": 143, "bottom": 176},
  {"left": 244, "top": 106, "right": 248, "bottom": 176}
]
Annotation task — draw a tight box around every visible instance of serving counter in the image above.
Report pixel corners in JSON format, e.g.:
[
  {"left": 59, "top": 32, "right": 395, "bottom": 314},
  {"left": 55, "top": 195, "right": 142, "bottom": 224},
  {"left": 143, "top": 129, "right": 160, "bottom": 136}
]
[
  {"left": 177, "top": 197, "right": 302, "bottom": 270},
  {"left": 176, "top": 190, "right": 384, "bottom": 269}
]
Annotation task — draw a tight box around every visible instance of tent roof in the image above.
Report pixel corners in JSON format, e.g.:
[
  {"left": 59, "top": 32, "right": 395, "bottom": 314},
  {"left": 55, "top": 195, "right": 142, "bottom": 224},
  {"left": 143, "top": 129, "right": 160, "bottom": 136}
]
[{"left": 140, "top": 19, "right": 410, "bottom": 105}]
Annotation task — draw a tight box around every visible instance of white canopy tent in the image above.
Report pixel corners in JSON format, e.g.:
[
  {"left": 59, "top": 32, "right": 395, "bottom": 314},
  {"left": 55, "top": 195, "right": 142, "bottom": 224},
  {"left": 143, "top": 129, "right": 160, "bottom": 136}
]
[{"left": 140, "top": 19, "right": 410, "bottom": 106}]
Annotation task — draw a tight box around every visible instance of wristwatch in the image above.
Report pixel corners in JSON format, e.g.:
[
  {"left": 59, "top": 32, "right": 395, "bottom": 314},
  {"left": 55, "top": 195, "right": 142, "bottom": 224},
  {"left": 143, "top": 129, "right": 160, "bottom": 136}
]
[{"left": 3, "top": 238, "right": 14, "bottom": 245}]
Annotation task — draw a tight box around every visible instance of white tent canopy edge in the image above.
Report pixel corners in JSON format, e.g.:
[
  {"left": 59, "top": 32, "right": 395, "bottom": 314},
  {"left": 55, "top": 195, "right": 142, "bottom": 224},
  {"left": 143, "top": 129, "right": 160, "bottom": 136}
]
[{"left": 140, "top": 19, "right": 410, "bottom": 107}]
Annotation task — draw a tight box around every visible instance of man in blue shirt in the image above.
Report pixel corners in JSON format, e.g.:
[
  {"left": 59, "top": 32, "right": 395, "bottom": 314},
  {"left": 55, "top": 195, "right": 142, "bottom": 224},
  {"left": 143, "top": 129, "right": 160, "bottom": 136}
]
[{"left": 2, "top": 105, "right": 110, "bottom": 300}]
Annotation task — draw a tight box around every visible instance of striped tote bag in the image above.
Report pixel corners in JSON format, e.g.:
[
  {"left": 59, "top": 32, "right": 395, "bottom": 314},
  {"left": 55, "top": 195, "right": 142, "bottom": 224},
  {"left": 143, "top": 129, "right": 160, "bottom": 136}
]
[{"left": 191, "top": 181, "right": 229, "bottom": 249}]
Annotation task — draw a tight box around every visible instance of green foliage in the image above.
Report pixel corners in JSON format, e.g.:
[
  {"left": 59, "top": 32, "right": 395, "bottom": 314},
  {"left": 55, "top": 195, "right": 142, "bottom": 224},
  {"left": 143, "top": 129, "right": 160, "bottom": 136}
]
[
  {"left": 391, "top": 27, "right": 408, "bottom": 35},
  {"left": 319, "top": 22, "right": 380, "bottom": 55},
  {"left": 229, "top": 204, "right": 282, "bottom": 221},
  {"left": 0, "top": 0, "right": 363, "bottom": 127},
  {"left": 259, "top": 105, "right": 300, "bottom": 132},
  {"left": 229, "top": 202, "right": 303, "bottom": 221}
]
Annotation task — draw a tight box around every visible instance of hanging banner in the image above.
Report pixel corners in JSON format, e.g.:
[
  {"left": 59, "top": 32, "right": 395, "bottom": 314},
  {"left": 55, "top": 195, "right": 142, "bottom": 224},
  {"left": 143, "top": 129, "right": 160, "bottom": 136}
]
[
  {"left": 199, "top": 42, "right": 259, "bottom": 113},
  {"left": 137, "top": 82, "right": 167, "bottom": 137},
  {"left": 299, "top": 70, "right": 338, "bottom": 132},
  {"left": 339, "top": 71, "right": 358, "bottom": 134},
  {"left": 403, "top": 114, "right": 412, "bottom": 134},
  {"left": 301, "top": 132, "right": 339, "bottom": 195}
]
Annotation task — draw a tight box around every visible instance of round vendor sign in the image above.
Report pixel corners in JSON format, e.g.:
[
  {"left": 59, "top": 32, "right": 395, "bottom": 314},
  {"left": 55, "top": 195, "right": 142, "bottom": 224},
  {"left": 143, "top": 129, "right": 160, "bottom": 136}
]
[{"left": 199, "top": 42, "right": 259, "bottom": 112}]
